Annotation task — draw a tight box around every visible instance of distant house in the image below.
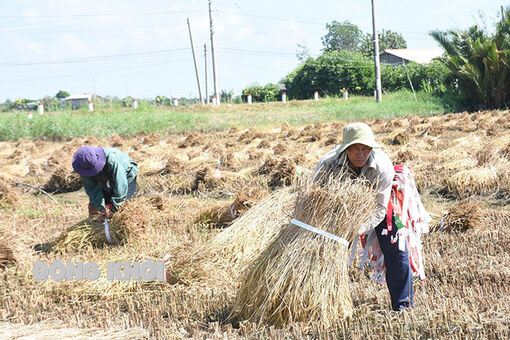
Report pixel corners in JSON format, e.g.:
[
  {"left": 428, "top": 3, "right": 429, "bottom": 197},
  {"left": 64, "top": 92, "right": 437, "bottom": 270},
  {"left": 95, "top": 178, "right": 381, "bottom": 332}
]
[
  {"left": 63, "top": 94, "right": 93, "bottom": 109},
  {"left": 379, "top": 48, "right": 443, "bottom": 65}
]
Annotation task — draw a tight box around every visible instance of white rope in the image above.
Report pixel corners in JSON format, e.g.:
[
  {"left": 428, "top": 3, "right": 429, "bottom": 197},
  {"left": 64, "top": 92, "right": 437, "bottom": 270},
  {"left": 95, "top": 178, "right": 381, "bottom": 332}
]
[
  {"left": 104, "top": 218, "right": 113, "bottom": 244},
  {"left": 290, "top": 219, "right": 349, "bottom": 247}
]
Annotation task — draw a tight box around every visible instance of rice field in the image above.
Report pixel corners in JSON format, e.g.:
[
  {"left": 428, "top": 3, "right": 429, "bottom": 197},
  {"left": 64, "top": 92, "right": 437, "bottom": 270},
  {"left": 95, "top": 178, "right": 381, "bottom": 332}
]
[{"left": 0, "top": 108, "right": 509, "bottom": 339}]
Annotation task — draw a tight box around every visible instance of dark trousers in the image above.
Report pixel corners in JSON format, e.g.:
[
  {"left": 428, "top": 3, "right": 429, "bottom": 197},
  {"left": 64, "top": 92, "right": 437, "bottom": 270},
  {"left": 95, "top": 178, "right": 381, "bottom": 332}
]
[
  {"left": 374, "top": 215, "right": 414, "bottom": 311},
  {"left": 103, "top": 177, "right": 137, "bottom": 208}
]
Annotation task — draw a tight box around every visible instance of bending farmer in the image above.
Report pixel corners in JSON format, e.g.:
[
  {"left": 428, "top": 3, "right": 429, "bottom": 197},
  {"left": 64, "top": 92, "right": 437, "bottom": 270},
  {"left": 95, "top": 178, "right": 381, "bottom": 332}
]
[
  {"left": 314, "top": 122, "right": 413, "bottom": 311},
  {"left": 72, "top": 146, "right": 138, "bottom": 219}
]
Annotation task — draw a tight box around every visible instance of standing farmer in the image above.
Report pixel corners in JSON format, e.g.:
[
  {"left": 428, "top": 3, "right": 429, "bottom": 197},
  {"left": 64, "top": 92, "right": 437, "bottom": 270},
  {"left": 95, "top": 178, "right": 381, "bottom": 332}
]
[
  {"left": 314, "top": 122, "right": 413, "bottom": 311},
  {"left": 72, "top": 146, "right": 138, "bottom": 219}
]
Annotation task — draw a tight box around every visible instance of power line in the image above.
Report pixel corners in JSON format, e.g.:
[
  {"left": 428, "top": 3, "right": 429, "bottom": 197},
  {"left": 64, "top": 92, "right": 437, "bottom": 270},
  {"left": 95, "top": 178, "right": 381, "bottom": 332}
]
[
  {"left": 0, "top": 8, "right": 206, "bottom": 19},
  {"left": 215, "top": 9, "right": 324, "bottom": 25},
  {"left": 0, "top": 57, "right": 189, "bottom": 83},
  {"left": 218, "top": 47, "right": 296, "bottom": 56},
  {"left": 0, "top": 48, "right": 189, "bottom": 67}
]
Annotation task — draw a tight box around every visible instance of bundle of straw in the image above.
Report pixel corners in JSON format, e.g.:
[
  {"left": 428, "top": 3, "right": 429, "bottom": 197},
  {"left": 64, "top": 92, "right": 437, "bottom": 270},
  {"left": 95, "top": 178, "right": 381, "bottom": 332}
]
[
  {"left": 446, "top": 167, "right": 498, "bottom": 198},
  {"left": 42, "top": 166, "right": 82, "bottom": 193},
  {"left": 207, "top": 187, "right": 297, "bottom": 272},
  {"left": 166, "top": 188, "right": 297, "bottom": 285},
  {"left": 230, "top": 173, "right": 376, "bottom": 327},
  {"left": 45, "top": 197, "right": 162, "bottom": 253},
  {"left": 440, "top": 200, "right": 484, "bottom": 232},
  {"left": 195, "top": 186, "right": 268, "bottom": 227},
  {"left": 258, "top": 157, "right": 297, "bottom": 189},
  {"left": 192, "top": 167, "right": 249, "bottom": 197},
  {"left": 47, "top": 217, "right": 128, "bottom": 253}
]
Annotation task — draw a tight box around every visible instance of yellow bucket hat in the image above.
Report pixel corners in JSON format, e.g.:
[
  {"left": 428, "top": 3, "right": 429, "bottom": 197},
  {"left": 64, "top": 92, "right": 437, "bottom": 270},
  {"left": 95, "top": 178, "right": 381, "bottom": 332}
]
[{"left": 337, "top": 122, "right": 381, "bottom": 154}]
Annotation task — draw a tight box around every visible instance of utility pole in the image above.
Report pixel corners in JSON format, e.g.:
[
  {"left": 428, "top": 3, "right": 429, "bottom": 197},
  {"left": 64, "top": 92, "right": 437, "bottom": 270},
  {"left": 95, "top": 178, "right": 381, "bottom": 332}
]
[
  {"left": 187, "top": 18, "right": 204, "bottom": 104},
  {"left": 208, "top": 0, "right": 220, "bottom": 105},
  {"left": 204, "top": 43, "right": 209, "bottom": 104},
  {"left": 501, "top": 5, "right": 506, "bottom": 21},
  {"left": 371, "top": 0, "right": 382, "bottom": 103}
]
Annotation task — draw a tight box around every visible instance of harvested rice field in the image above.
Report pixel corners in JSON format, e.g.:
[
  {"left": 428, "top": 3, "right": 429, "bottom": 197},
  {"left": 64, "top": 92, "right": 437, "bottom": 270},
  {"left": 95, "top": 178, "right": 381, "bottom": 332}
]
[{"left": 1, "top": 109, "right": 510, "bottom": 339}]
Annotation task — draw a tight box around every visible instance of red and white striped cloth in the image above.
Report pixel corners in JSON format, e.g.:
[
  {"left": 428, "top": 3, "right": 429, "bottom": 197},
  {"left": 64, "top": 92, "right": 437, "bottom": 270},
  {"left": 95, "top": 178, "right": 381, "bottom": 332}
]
[{"left": 351, "top": 164, "right": 431, "bottom": 282}]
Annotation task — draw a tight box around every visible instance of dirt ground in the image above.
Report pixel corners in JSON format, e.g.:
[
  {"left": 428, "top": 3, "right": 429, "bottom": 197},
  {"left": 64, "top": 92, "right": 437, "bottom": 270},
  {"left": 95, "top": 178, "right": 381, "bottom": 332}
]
[{"left": 0, "top": 110, "right": 509, "bottom": 339}]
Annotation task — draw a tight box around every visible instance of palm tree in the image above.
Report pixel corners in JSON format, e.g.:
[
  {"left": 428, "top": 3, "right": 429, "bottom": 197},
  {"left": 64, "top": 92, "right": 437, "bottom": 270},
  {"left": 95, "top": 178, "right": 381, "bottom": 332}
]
[{"left": 430, "top": 10, "right": 510, "bottom": 109}]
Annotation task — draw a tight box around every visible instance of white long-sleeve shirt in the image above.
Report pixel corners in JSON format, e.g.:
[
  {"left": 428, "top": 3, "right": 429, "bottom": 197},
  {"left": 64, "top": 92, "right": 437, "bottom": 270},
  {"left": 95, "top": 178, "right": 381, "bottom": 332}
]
[{"left": 314, "top": 146, "right": 394, "bottom": 234}]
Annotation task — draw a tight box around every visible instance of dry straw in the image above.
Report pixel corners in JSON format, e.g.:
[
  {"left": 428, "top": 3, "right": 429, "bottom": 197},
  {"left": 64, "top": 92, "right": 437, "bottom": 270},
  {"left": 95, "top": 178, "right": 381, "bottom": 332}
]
[
  {"left": 446, "top": 167, "right": 498, "bottom": 198},
  {"left": 207, "top": 187, "right": 297, "bottom": 273},
  {"left": 0, "top": 321, "right": 149, "bottom": 339},
  {"left": 0, "top": 178, "right": 18, "bottom": 207},
  {"left": 230, "top": 172, "right": 376, "bottom": 327},
  {"left": 192, "top": 166, "right": 249, "bottom": 197},
  {"left": 483, "top": 209, "right": 510, "bottom": 228},
  {"left": 45, "top": 217, "right": 128, "bottom": 253},
  {"left": 43, "top": 166, "right": 82, "bottom": 193},
  {"left": 45, "top": 197, "right": 163, "bottom": 253},
  {"left": 166, "top": 188, "right": 297, "bottom": 285},
  {"left": 195, "top": 185, "right": 268, "bottom": 227},
  {"left": 78, "top": 254, "right": 166, "bottom": 297},
  {"left": 439, "top": 200, "right": 484, "bottom": 232},
  {"left": 0, "top": 241, "right": 15, "bottom": 270}
]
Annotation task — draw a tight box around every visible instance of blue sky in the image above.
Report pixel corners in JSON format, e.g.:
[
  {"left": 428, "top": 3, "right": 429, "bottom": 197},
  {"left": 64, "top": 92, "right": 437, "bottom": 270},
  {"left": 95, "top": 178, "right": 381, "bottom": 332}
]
[{"left": 0, "top": 0, "right": 506, "bottom": 102}]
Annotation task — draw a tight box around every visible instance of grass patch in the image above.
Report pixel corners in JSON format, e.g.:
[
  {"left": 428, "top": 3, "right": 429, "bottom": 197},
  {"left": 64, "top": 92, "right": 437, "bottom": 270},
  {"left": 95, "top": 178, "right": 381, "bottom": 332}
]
[
  {"left": 16, "top": 207, "right": 45, "bottom": 219},
  {"left": 0, "top": 91, "right": 453, "bottom": 141}
]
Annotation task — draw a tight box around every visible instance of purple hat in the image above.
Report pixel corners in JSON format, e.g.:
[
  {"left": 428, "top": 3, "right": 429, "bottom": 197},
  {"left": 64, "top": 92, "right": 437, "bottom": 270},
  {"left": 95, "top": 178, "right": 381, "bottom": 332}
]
[{"left": 72, "top": 146, "right": 106, "bottom": 177}]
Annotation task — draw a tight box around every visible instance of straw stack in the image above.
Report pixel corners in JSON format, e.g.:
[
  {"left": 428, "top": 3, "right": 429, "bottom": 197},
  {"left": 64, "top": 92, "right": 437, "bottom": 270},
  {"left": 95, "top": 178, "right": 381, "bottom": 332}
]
[
  {"left": 46, "top": 197, "right": 163, "bottom": 253},
  {"left": 230, "top": 173, "right": 376, "bottom": 327},
  {"left": 43, "top": 166, "right": 83, "bottom": 193},
  {"left": 207, "top": 187, "right": 297, "bottom": 272},
  {"left": 440, "top": 200, "right": 484, "bottom": 232},
  {"left": 47, "top": 217, "right": 128, "bottom": 253},
  {"left": 446, "top": 167, "right": 498, "bottom": 198},
  {"left": 166, "top": 188, "right": 297, "bottom": 285},
  {"left": 195, "top": 186, "right": 268, "bottom": 227}
]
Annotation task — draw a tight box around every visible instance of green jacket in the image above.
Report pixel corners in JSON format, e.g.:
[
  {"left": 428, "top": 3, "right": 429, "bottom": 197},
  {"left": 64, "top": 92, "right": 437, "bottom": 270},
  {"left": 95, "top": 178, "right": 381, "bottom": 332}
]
[{"left": 81, "top": 147, "right": 138, "bottom": 212}]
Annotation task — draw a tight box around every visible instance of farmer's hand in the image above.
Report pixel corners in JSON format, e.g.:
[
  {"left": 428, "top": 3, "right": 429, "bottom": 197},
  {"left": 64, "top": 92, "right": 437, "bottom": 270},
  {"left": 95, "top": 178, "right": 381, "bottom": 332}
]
[{"left": 99, "top": 208, "right": 115, "bottom": 219}]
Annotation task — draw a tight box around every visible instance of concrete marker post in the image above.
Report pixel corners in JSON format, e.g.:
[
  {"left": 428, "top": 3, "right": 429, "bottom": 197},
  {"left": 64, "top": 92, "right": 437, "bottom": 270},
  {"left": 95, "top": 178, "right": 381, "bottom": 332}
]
[{"left": 38, "top": 102, "right": 44, "bottom": 115}]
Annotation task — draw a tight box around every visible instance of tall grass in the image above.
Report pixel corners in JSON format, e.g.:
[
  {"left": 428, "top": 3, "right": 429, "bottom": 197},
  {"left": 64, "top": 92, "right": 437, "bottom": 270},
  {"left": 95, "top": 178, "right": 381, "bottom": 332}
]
[{"left": 0, "top": 91, "right": 452, "bottom": 141}]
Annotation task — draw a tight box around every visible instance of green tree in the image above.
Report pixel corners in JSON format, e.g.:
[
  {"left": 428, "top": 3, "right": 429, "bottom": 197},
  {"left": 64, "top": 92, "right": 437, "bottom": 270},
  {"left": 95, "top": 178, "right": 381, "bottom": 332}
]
[
  {"left": 282, "top": 51, "right": 453, "bottom": 100},
  {"left": 360, "top": 29, "right": 407, "bottom": 56},
  {"left": 321, "top": 20, "right": 363, "bottom": 52},
  {"left": 296, "top": 43, "right": 311, "bottom": 62},
  {"left": 220, "top": 89, "right": 234, "bottom": 103},
  {"left": 282, "top": 51, "right": 375, "bottom": 99},
  {"left": 241, "top": 83, "right": 282, "bottom": 102},
  {"left": 431, "top": 8, "right": 510, "bottom": 109},
  {"left": 55, "top": 90, "right": 70, "bottom": 100}
]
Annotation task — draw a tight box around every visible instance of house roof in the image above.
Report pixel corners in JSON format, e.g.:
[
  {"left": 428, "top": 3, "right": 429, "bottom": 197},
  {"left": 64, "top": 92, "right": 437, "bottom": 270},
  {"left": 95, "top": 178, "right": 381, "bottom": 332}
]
[
  {"left": 381, "top": 48, "right": 443, "bottom": 64},
  {"left": 64, "top": 94, "right": 93, "bottom": 101}
]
